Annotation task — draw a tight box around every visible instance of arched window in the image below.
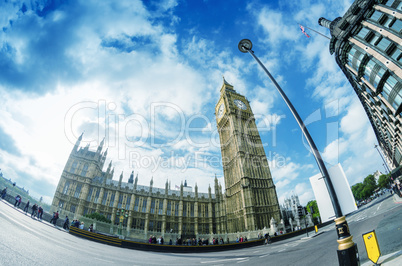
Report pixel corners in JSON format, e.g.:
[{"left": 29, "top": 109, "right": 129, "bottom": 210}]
[{"left": 81, "top": 164, "right": 89, "bottom": 177}]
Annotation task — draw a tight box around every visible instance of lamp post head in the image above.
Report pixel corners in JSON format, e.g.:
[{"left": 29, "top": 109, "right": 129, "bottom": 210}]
[{"left": 238, "top": 39, "right": 252, "bottom": 53}]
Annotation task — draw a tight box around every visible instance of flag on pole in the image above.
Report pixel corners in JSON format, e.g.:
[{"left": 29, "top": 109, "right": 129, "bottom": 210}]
[
  {"left": 175, "top": 185, "right": 180, "bottom": 190},
  {"left": 299, "top": 24, "right": 310, "bottom": 38}
]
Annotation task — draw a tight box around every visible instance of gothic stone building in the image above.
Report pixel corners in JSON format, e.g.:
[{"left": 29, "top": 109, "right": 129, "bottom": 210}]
[{"left": 51, "top": 80, "right": 281, "bottom": 240}]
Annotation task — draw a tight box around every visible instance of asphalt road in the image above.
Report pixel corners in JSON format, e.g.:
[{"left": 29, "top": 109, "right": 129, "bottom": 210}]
[{"left": 0, "top": 193, "right": 401, "bottom": 265}]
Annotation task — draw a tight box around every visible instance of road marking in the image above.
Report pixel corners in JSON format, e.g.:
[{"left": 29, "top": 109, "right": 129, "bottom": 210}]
[
  {"left": 200, "top": 258, "right": 248, "bottom": 263},
  {"left": 253, "top": 250, "right": 260, "bottom": 253},
  {"left": 259, "top": 254, "right": 269, "bottom": 258},
  {"left": 277, "top": 249, "right": 286, "bottom": 252},
  {"left": 377, "top": 202, "right": 382, "bottom": 210},
  {"left": 237, "top": 259, "right": 249, "bottom": 263},
  {"left": 94, "top": 257, "right": 115, "bottom": 263}
]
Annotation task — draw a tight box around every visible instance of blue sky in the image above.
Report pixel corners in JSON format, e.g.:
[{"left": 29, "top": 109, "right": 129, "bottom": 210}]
[{"left": 0, "top": 0, "right": 384, "bottom": 205}]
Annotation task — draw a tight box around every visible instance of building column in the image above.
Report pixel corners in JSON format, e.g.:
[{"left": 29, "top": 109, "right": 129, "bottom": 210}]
[
  {"left": 178, "top": 200, "right": 183, "bottom": 236},
  {"left": 76, "top": 181, "right": 90, "bottom": 216},
  {"left": 161, "top": 198, "right": 168, "bottom": 235},
  {"left": 194, "top": 201, "right": 198, "bottom": 237},
  {"left": 126, "top": 194, "right": 136, "bottom": 232},
  {"left": 96, "top": 187, "right": 105, "bottom": 213},
  {"left": 144, "top": 196, "right": 151, "bottom": 235}
]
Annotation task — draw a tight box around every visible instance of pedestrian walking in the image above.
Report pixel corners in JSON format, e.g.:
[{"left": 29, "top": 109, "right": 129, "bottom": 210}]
[
  {"left": 31, "top": 204, "right": 38, "bottom": 218},
  {"left": 37, "top": 206, "right": 43, "bottom": 220},
  {"left": 14, "top": 195, "right": 21, "bottom": 207},
  {"left": 24, "top": 200, "right": 30, "bottom": 213},
  {"left": 1, "top": 187, "right": 7, "bottom": 199},
  {"left": 50, "top": 211, "right": 59, "bottom": 225},
  {"left": 63, "top": 216, "right": 70, "bottom": 230}
]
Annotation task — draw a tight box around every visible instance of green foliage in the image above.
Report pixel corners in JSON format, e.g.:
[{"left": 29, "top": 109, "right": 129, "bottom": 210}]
[
  {"left": 84, "top": 212, "right": 111, "bottom": 223},
  {"left": 306, "top": 200, "right": 320, "bottom": 219},
  {"left": 351, "top": 174, "right": 378, "bottom": 201},
  {"left": 378, "top": 174, "right": 391, "bottom": 189}
]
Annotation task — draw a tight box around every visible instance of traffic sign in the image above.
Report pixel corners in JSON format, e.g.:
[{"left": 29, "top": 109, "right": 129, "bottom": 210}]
[{"left": 362, "top": 230, "right": 381, "bottom": 264}]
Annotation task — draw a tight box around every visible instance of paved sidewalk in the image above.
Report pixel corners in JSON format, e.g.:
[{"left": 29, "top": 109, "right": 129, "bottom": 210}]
[
  {"left": 362, "top": 194, "right": 402, "bottom": 265},
  {"left": 361, "top": 250, "right": 402, "bottom": 266},
  {"left": 393, "top": 194, "right": 402, "bottom": 204}
]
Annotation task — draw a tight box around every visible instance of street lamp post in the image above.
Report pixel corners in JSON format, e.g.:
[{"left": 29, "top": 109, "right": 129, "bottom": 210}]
[
  {"left": 116, "top": 209, "right": 128, "bottom": 236},
  {"left": 238, "top": 39, "right": 359, "bottom": 265},
  {"left": 375, "top": 144, "right": 391, "bottom": 174}
]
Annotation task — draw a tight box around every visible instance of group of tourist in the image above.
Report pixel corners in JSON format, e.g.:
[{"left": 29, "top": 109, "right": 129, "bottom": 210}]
[
  {"left": 14, "top": 195, "right": 22, "bottom": 207},
  {"left": 70, "top": 219, "right": 85, "bottom": 229},
  {"left": 235, "top": 236, "right": 248, "bottom": 243},
  {"left": 13, "top": 195, "right": 44, "bottom": 220},
  {"left": 30, "top": 203, "right": 43, "bottom": 219},
  {"left": 49, "top": 211, "right": 59, "bottom": 225},
  {"left": 148, "top": 235, "right": 164, "bottom": 244}
]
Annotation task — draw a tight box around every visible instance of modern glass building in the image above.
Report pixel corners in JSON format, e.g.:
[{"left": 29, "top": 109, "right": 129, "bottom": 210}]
[{"left": 319, "top": 0, "right": 402, "bottom": 169}]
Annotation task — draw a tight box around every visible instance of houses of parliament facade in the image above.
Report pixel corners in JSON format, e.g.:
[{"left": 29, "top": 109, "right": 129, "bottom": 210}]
[{"left": 51, "top": 80, "right": 281, "bottom": 240}]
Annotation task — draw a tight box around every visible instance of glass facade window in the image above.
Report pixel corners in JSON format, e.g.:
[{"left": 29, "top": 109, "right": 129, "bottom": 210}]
[
  {"left": 369, "top": 34, "right": 380, "bottom": 46},
  {"left": 190, "top": 204, "right": 194, "bottom": 217},
  {"left": 175, "top": 203, "right": 179, "bottom": 216},
  {"left": 347, "top": 47, "right": 364, "bottom": 71},
  {"left": 391, "top": 19, "right": 402, "bottom": 32},
  {"left": 383, "top": 16, "right": 393, "bottom": 28},
  {"left": 70, "top": 205, "right": 76, "bottom": 213},
  {"left": 397, "top": 2, "right": 402, "bottom": 11},
  {"left": 377, "top": 38, "right": 392, "bottom": 52},
  {"left": 385, "top": 0, "right": 395, "bottom": 7},
  {"left": 370, "top": 10, "right": 383, "bottom": 22},
  {"left": 357, "top": 27, "right": 370, "bottom": 39},
  {"left": 392, "top": 89, "right": 402, "bottom": 110},
  {"left": 391, "top": 47, "right": 402, "bottom": 61},
  {"left": 383, "top": 75, "right": 397, "bottom": 100},
  {"left": 374, "top": 67, "right": 386, "bottom": 88}
]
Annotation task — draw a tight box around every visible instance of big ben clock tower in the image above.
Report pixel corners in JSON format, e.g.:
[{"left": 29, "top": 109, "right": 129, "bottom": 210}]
[{"left": 216, "top": 78, "right": 281, "bottom": 232}]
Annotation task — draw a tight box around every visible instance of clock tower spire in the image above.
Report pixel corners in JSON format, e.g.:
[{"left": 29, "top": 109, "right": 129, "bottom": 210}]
[{"left": 216, "top": 79, "right": 281, "bottom": 232}]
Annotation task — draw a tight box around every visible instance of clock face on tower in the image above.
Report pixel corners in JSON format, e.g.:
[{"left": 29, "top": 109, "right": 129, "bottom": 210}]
[
  {"left": 217, "top": 103, "right": 225, "bottom": 118},
  {"left": 234, "top": 99, "right": 247, "bottom": 110}
]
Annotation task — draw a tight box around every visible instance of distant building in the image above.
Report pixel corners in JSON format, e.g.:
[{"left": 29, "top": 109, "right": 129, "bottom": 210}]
[
  {"left": 319, "top": 0, "right": 402, "bottom": 169},
  {"left": 373, "top": 169, "right": 384, "bottom": 182},
  {"left": 51, "top": 80, "right": 283, "bottom": 240}
]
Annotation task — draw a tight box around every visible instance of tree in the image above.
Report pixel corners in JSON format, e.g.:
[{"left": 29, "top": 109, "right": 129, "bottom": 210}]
[
  {"left": 378, "top": 174, "right": 391, "bottom": 189},
  {"left": 84, "top": 212, "right": 111, "bottom": 223},
  {"left": 351, "top": 174, "right": 378, "bottom": 202},
  {"left": 306, "top": 200, "right": 320, "bottom": 219},
  {"left": 352, "top": 183, "right": 364, "bottom": 201}
]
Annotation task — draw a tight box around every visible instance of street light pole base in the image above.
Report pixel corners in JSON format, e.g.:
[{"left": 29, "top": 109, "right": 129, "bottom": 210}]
[{"left": 337, "top": 243, "right": 360, "bottom": 266}]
